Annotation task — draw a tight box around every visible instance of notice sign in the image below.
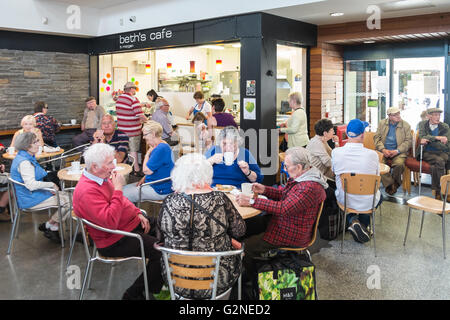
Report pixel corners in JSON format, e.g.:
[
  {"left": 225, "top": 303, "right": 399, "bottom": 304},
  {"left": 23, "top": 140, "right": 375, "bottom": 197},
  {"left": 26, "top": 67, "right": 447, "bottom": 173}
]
[
  {"left": 246, "top": 80, "right": 256, "bottom": 96},
  {"left": 243, "top": 98, "right": 256, "bottom": 120}
]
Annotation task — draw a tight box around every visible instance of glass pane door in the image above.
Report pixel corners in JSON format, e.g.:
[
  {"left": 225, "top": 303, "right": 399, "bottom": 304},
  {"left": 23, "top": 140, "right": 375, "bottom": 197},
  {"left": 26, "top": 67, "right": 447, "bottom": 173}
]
[
  {"left": 393, "top": 57, "right": 445, "bottom": 131},
  {"left": 344, "top": 60, "right": 390, "bottom": 132}
]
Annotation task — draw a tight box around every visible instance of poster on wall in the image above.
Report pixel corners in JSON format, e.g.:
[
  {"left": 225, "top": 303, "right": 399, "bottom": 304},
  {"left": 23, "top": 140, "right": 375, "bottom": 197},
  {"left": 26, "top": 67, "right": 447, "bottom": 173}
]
[
  {"left": 246, "top": 80, "right": 256, "bottom": 96},
  {"left": 243, "top": 98, "right": 256, "bottom": 120}
]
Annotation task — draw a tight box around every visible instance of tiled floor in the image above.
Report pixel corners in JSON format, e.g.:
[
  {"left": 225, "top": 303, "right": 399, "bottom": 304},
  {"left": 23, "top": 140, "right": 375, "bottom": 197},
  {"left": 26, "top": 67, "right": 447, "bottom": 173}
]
[{"left": 1, "top": 175, "right": 450, "bottom": 300}]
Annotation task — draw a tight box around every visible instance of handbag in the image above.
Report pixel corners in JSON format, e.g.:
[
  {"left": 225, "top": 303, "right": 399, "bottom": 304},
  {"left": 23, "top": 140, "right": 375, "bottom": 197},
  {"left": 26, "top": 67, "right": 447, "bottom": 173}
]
[{"left": 252, "top": 250, "right": 317, "bottom": 300}]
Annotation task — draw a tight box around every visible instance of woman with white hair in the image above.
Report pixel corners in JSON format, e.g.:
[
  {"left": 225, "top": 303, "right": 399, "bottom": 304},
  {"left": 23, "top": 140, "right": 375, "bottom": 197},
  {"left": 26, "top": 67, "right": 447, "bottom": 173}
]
[
  {"left": 279, "top": 92, "right": 309, "bottom": 148},
  {"left": 123, "top": 121, "right": 174, "bottom": 203},
  {"left": 10, "top": 132, "right": 70, "bottom": 242},
  {"left": 205, "top": 126, "right": 263, "bottom": 188},
  {"left": 158, "top": 153, "right": 246, "bottom": 299},
  {"left": 10, "top": 115, "right": 44, "bottom": 148}
]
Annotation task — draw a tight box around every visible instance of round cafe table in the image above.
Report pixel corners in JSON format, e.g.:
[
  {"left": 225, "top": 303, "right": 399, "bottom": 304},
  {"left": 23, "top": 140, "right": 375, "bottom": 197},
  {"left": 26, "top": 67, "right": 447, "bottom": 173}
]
[
  {"left": 57, "top": 163, "right": 132, "bottom": 188},
  {"left": 224, "top": 192, "right": 261, "bottom": 220},
  {"left": 2, "top": 148, "right": 64, "bottom": 160}
]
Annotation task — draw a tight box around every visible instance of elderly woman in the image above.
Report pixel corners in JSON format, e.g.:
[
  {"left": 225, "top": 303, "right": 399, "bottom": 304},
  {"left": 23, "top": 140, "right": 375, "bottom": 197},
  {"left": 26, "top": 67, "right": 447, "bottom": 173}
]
[
  {"left": 123, "top": 121, "right": 174, "bottom": 203},
  {"left": 306, "top": 119, "right": 336, "bottom": 180},
  {"left": 205, "top": 126, "right": 263, "bottom": 188},
  {"left": 73, "top": 143, "right": 163, "bottom": 300},
  {"left": 10, "top": 115, "right": 44, "bottom": 149},
  {"left": 279, "top": 92, "right": 309, "bottom": 148},
  {"left": 10, "top": 132, "right": 70, "bottom": 242},
  {"left": 236, "top": 147, "right": 327, "bottom": 276},
  {"left": 0, "top": 160, "right": 10, "bottom": 222},
  {"left": 158, "top": 153, "right": 246, "bottom": 299}
]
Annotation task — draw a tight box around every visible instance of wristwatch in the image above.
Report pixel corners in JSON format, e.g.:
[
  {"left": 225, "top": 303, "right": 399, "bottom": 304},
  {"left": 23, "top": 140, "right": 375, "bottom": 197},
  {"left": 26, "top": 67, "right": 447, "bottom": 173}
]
[{"left": 249, "top": 199, "right": 255, "bottom": 205}]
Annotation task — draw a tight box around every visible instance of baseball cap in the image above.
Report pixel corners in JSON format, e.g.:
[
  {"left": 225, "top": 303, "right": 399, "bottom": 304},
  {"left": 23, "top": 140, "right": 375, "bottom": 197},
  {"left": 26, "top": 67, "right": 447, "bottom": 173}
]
[
  {"left": 124, "top": 82, "right": 136, "bottom": 89},
  {"left": 387, "top": 107, "right": 400, "bottom": 115},
  {"left": 346, "top": 119, "right": 369, "bottom": 138}
]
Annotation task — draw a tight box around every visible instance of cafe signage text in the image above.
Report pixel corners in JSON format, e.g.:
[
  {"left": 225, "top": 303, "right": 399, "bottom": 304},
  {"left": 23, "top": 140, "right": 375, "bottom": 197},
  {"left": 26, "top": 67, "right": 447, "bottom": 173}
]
[{"left": 119, "top": 28, "right": 173, "bottom": 49}]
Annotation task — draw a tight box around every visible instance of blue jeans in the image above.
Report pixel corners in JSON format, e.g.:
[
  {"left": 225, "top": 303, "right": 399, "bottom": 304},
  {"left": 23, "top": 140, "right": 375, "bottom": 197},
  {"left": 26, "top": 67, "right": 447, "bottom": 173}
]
[{"left": 346, "top": 194, "right": 383, "bottom": 228}]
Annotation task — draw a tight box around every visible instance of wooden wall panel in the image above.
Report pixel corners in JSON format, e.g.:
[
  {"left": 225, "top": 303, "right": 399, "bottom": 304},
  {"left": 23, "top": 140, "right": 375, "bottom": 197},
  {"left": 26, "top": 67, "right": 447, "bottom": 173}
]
[{"left": 309, "top": 42, "right": 344, "bottom": 135}]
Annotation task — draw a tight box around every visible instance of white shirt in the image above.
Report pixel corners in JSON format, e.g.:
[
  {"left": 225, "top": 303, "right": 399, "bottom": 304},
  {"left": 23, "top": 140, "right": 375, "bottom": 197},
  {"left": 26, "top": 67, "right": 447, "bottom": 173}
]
[
  {"left": 194, "top": 101, "right": 212, "bottom": 114},
  {"left": 332, "top": 143, "right": 380, "bottom": 212}
]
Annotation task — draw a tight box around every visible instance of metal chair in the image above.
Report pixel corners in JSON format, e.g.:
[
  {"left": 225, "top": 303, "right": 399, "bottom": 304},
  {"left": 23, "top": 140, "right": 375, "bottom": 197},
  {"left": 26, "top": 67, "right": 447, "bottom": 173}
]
[
  {"left": 338, "top": 173, "right": 381, "bottom": 257},
  {"left": 77, "top": 210, "right": 150, "bottom": 300},
  {"left": 404, "top": 174, "right": 450, "bottom": 259},
  {"left": 7, "top": 177, "right": 65, "bottom": 254},
  {"left": 154, "top": 243, "right": 245, "bottom": 300},
  {"left": 137, "top": 177, "right": 171, "bottom": 213},
  {"left": 126, "top": 154, "right": 136, "bottom": 169},
  {"left": 279, "top": 201, "right": 324, "bottom": 261}
]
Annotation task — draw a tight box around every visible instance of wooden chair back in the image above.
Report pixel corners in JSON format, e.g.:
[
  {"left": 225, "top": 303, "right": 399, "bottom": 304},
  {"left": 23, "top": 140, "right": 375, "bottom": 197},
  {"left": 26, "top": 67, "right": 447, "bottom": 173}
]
[
  {"left": 363, "top": 131, "right": 376, "bottom": 150},
  {"left": 281, "top": 200, "right": 324, "bottom": 251},
  {"left": 440, "top": 174, "right": 450, "bottom": 198},
  {"left": 340, "top": 173, "right": 381, "bottom": 196}
]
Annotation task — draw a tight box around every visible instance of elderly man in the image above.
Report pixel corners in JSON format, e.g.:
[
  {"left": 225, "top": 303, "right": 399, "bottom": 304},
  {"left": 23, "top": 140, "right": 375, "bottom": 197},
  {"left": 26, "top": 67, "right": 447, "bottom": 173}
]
[
  {"left": 374, "top": 107, "right": 412, "bottom": 195},
  {"left": 332, "top": 119, "right": 381, "bottom": 243},
  {"left": 92, "top": 114, "right": 129, "bottom": 164},
  {"left": 72, "top": 143, "right": 163, "bottom": 300},
  {"left": 72, "top": 97, "right": 105, "bottom": 147},
  {"left": 236, "top": 147, "right": 327, "bottom": 276},
  {"left": 151, "top": 98, "right": 178, "bottom": 146},
  {"left": 418, "top": 108, "right": 450, "bottom": 199},
  {"left": 116, "top": 82, "right": 148, "bottom": 173}
]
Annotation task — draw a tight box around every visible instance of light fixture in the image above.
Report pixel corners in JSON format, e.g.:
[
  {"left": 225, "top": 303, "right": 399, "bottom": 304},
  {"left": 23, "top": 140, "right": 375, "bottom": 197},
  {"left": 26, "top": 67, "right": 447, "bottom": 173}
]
[
  {"left": 145, "top": 64, "right": 151, "bottom": 74},
  {"left": 330, "top": 12, "right": 344, "bottom": 17},
  {"left": 200, "top": 45, "right": 225, "bottom": 50},
  {"left": 42, "top": 17, "right": 48, "bottom": 25},
  {"left": 364, "top": 40, "right": 376, "bottom": 44},
  {"left": 232, "top": 43, "right": 241, "bottom": 48}
]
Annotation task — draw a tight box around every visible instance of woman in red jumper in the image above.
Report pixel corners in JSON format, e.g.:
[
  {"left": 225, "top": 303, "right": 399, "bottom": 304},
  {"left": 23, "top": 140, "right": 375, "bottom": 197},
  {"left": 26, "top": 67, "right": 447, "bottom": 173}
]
[{"left": 72, "top": 143, "right": 163, "bottom": 300}]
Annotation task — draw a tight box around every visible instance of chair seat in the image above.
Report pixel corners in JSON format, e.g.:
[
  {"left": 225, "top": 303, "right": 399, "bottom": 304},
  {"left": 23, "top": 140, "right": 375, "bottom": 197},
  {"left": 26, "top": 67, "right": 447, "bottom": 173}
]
[
  {"left": 405, "top": 157, "right": 431, "bottom": 174},
  {"left": 337, "top": 202, "right": 374, "bottom": 214},
  {"left": 407, "top": 196, "right": 450, "bottom": 214}
]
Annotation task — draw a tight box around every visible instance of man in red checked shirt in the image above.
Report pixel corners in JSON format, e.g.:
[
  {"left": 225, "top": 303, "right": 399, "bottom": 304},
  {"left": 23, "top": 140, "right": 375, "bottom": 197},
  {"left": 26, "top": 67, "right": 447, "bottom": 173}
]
[{"left": 236, "top": 147, "right": 327, "bottom": 277}]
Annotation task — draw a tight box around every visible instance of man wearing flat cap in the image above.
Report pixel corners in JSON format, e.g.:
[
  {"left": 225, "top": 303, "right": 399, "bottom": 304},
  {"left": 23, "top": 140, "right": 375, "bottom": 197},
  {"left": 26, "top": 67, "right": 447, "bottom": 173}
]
[
  {"left": 374, "top": 107, "right": 412, "bottom": 195},
  {"left": 116, "top": 82, "right": 148, "bottom": 175},
  {"left": 417, "top": 108, "right": 450, "bottom": 199}
]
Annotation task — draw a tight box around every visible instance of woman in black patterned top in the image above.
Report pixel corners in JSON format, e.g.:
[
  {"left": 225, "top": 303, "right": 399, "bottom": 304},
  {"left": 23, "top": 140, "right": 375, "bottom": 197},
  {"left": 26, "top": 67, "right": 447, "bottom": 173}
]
[
  {"left": 158, "top": 153, "right": 246, "bottom": 299},
  {"left": 33, "top": 101, "right": 60, "bottom": 147}
]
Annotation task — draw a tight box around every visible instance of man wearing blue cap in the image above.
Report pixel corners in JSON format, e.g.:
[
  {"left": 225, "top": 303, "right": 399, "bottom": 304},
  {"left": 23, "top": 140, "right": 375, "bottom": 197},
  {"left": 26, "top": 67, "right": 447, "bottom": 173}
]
[{"left": 332, "top": 119, "right": 381, "bottom": 243}]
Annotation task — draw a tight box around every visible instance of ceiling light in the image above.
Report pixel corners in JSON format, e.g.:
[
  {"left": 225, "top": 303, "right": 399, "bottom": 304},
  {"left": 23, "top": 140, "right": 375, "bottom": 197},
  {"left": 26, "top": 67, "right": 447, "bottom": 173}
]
[
  {"left": 232, "top": 43, "right": 241, "bottom": 48},
  {"left": 380, "top": 0, "right": 435, "bottom": 12},
  {"left": 200, "top": 45, "right": 224, "bottom": 50},
  {"left": 364, "top": 40, "right": 376, "bottom": 44},
  {"left": 330, "top": 12, "right": 344, "bottom": 17}
]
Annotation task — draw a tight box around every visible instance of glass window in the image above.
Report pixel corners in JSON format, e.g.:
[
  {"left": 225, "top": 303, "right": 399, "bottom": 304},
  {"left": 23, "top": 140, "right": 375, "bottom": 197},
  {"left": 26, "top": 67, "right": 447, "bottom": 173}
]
[
  {"left": 276, "top": 45, "right": 307, "bottom": 126},
  {"left": 344, "top": 59, "right": 390, "bottom": 132},
  {"left": 393, "top": 57, "right": 445, "bottom": 131}
]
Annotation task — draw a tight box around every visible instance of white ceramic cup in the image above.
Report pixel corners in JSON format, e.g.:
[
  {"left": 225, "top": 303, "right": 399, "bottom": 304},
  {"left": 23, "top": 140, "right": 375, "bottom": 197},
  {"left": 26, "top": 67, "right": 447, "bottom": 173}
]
[
  {"left": 71, "top": 119, "right": 77, "bottom": 125},
  {"left": 241, "top": 183, "right": 253, "bottom": 196},
  {"left": 8, "top": 147, "right": 15, "bottom": 155},
  {"left": 223, "top": 152, "right": 234, "bottom": 166},
  {"left": 37, "top": 146, "right": 43, "bottom": 155},
  {"left": 71, "top": 161, "right": 81, "bottom": 171}
]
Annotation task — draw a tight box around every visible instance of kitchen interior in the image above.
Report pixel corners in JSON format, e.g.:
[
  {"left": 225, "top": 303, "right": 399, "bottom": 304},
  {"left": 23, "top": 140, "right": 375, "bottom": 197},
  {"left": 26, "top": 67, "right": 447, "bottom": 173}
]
[{"left": 98, "top": 42, "right": 306, "bottom": 127}]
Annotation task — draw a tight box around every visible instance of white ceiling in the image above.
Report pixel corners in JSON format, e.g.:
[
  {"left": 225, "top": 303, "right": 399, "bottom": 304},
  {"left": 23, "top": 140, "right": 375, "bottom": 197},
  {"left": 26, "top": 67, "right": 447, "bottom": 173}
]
[
  {"left": 265, "top": 0, "right": 450, "bottom": 25},
  {"left": 38, "top": 0, "right": 138, "bottom": 10}
]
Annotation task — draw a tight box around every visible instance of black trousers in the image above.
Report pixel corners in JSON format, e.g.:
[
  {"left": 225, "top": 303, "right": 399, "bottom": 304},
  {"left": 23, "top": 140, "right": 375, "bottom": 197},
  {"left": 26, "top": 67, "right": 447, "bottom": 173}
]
[{"left": 98, "top": 221, "right": 163, "bottom": 295}]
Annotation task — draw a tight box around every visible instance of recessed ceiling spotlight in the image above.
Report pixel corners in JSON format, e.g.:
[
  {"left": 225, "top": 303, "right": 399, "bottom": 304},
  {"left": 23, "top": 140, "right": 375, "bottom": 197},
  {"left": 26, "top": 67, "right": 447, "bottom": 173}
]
[
  {"left": 330, "top": 12, "right": 344, "bottom": 17},
  {"left": 364, "top": 40, "right": 376, "bottom": 44}
]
